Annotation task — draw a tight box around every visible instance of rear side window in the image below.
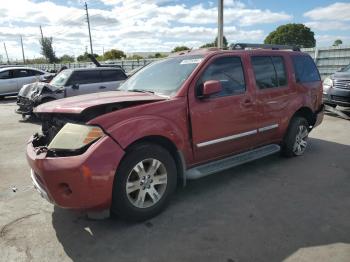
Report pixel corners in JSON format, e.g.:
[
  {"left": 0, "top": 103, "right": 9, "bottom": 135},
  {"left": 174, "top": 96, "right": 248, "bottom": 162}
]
[
  {"left": 197, "top": 56, "right": 246, "bottom": 98},
  {"left": 28, "top": 70, "right": 44, "bottom": 76},
  {"left": 13, "top": 69, "right": 29, "bottom": 78},
  {"left": 292, "top": 55, "right": 320, "bottom": 83},
  {"left": 251, "top": 56, "right": 287, "bottom": 89},
  {"left": 101, "top": 70, "right": 127, "bottom": 82},
  {"left": 70, "top": 71, "right": 101, "bottom": 84}
]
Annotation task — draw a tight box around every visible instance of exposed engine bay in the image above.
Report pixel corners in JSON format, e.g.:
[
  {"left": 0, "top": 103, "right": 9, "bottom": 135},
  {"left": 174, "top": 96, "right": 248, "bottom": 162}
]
[{"left": 32, "top": 100, "right": 152, "bottom": 155}]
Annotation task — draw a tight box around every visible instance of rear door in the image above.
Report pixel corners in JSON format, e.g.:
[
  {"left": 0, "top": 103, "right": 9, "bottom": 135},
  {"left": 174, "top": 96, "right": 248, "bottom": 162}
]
[
  {"left": 100, "top": 69, "right": 127, "bottom": 91},
  {"left": 13, "top": 69, "right": 38, "bottom": 91},
  {"left": 0, "top": 70, "right": 17, "bottom": 95},
  {"left": 65, "top": 70, "right": 102, "bottom": 96},
  {"left": 250, "top": 54, "right": 295, "bottom": 144},
  {"left": 189, "top": 54, "right": 259, "bottom": 163}
]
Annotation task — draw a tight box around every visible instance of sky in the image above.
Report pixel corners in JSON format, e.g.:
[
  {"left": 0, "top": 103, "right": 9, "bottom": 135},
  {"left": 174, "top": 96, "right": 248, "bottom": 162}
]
[{"left": 0, "top": 0, "right": 349, "bottom": 61}]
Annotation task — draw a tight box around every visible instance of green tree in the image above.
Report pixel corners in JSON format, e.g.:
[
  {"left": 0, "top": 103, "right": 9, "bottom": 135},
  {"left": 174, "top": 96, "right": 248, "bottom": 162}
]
[
  {"left": 59, "top": 54, "right": 75, "bottom": 63},
  {"left": 77, "top": 52, "right": 99, "bottom": 62},
  {"left": 333, "top": 39, "right": 343, "bottom": 46},
  {"left": 200, "top": 36, "right": 228, "bottom": 49},
  {"left": 104, "top": 49, "right": 126, "bottom": 60},
  {"left": 128, "top": 54, "right": 144, "bottom": 60},
  {"left": 171, "top": 46, "right": 190, "bottom": 53},
  {"left": 39, "top": 37, "right": 58, "bottom": 63},
  {"left": 264, "top": 23, "right": 316, "bottom": 48}
]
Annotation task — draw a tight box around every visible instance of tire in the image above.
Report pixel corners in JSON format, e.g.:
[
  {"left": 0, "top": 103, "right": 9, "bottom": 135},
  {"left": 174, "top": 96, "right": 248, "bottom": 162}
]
[
  {"left": 111, "top": 143, "right": 177, "bottom": 222},
  {"left": 281, "top": 117, "right": 309, "bottom": 157}
]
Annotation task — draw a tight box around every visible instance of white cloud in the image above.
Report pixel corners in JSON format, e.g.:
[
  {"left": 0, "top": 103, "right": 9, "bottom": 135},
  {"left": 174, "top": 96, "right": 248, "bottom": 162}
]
[
  {"left": 306, "top": 21, "right": 350, "bottom": 31},
  {"left": 0, "top": 0, "right": 290, "bottom": 61},
  {"left": 304, "top": 2, "right": 350, "bottom": 21}
]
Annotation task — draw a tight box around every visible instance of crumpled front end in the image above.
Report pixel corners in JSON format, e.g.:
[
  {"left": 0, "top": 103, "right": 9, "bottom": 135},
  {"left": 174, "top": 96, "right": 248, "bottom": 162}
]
[
  {"left": 16, "top": 82, "right": 64, "bottom": 115},
  {"left": 26, "top": 124, "right": 125, "bottom": 210}
]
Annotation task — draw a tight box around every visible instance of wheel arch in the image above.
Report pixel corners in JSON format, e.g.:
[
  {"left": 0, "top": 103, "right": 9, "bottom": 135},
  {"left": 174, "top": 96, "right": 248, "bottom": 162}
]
[
  {"left": 291, "top": 106, "right": 316, "bottom": 128},
  {"left": 123, "top": 135, "right": 186, "bottom": 188}
]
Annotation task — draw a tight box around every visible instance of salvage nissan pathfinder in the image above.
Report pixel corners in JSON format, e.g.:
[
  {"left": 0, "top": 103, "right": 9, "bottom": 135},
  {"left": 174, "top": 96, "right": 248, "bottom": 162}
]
[{"left": 26, "top": 44, "right": 324, "bottom": 221}]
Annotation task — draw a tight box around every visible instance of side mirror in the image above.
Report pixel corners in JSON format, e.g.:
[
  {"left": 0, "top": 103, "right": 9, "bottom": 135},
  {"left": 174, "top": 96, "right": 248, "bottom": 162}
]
[
  {"left": 72, "top": 83, "right": 79, "bottom": 89},
  {"left": 201, "top": 80, "right": 222, "bottom": 98}
]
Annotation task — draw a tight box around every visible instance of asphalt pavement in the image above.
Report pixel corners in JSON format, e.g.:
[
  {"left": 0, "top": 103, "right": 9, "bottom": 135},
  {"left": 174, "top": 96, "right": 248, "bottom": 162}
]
[{"left": 0, "top": 97, "right": 349, "bottom": 262}]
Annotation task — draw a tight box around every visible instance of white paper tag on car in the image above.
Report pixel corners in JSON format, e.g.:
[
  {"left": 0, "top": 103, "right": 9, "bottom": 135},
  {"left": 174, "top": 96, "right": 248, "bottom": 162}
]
[{"left": 180, "top": 59, "right": 203, "bottom": 65}]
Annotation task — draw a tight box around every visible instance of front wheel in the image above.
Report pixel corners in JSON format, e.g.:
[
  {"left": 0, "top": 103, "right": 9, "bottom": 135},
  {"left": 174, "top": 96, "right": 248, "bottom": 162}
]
[
  {"left": 281, "top": 117, "right": 309, "bottom": 157},
  {"left": 111, "top": 143, "right": 177, "bottom": 221}
]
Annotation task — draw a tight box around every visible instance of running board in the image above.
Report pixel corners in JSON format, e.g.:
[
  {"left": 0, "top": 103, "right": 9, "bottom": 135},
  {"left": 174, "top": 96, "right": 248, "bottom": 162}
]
[{"left": 185, "top": 144, "right": 281, "bottom": 180}]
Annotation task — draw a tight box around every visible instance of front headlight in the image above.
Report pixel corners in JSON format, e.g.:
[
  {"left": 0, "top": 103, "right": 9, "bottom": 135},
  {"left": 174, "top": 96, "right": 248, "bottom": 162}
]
[
  {"left": 48, "top": 123, "right": 104, "bottom": 150},
  {"left": 323, "top": 77, "right": 333, "bottom": 87}
]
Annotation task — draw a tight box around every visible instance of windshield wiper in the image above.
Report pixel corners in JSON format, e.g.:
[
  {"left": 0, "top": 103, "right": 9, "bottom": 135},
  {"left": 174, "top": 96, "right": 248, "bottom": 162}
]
[{"left": 129, "top": 89, "right": 155, "bottom": 94}]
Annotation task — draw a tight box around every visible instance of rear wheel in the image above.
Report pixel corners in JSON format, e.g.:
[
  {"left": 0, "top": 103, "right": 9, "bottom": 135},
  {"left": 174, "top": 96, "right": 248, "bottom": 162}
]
[
  {"left": 111, "top": 143, "right": 177, "bottom": 221},
  {"left": 282, "top": 117, "right": 309, "bottom": 157}
]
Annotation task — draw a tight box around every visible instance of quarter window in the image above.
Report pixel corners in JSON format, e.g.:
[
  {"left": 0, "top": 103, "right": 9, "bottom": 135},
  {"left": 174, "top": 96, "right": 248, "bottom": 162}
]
[
  {"left": 251, "top": 56, "right": 287, "bottom": 89},
  {"left": 292, "top": 55, "right": 320, "bottom": 83},
  {"left": 197, "top": 56, "right": 246, "bottom": 98}
]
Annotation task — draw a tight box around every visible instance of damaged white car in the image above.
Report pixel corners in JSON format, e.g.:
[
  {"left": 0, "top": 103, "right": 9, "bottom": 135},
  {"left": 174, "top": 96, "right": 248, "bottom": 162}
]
[{"left": 16, "top": 67, "right": 127, "bottom": 117}]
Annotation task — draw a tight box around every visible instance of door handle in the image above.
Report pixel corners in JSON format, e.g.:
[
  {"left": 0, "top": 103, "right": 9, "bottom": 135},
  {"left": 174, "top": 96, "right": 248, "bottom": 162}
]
[
  {"left": 241, "top": 98, "right": 253, "bottom": 107},
  {"left": 99, "top": 86, "right": 106, "bottom": 89}
]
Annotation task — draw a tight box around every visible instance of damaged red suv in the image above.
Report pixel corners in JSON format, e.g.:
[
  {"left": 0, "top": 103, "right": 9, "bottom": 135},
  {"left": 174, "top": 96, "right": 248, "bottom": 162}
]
[{"left": 27, "top": 44, "right": 324, "bottom": 221}]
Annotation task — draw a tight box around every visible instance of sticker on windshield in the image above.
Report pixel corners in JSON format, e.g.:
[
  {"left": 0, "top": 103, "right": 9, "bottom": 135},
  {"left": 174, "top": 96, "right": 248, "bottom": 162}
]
[{"left": 180, "top": 58, "right": 203, "bottom": 65}]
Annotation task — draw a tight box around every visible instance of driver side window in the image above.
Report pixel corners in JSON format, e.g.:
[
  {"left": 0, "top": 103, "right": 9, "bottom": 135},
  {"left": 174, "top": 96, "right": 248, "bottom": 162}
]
[{"left": 196, "top": 56, "right": 246, "bottom": 98}]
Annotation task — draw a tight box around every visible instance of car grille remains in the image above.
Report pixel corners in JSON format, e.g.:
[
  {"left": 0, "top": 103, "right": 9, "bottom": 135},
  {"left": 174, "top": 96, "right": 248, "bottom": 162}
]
[{"left": 334, "top": 79, "right": 350, "bottom": 90}]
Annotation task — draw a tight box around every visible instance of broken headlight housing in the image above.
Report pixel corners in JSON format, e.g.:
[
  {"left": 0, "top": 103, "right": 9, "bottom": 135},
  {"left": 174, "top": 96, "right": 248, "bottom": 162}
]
[{"left": 48, "top": 123, "right": 104, "bottom": 151}]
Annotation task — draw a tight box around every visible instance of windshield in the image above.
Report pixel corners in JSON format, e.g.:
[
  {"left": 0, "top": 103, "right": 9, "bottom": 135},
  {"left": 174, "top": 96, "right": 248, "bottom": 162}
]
[
  {"left": 120, "top": 55, "right": 203, "bottom": 96},
  {"left": 340, "top": 64, "right": 350, "bottom": 72},
  {"left": 50, "top": 70, "right": 72, "bottom": 87}
]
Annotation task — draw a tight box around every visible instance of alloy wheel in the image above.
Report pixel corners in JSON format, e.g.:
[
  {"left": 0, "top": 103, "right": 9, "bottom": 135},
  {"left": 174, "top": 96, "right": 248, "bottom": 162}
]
[
  {"left": 293, "top": 125, "right": 308, "bottom": 155},
  {"left": 126, "top": 158, "right": 168, "bottom": 208}
]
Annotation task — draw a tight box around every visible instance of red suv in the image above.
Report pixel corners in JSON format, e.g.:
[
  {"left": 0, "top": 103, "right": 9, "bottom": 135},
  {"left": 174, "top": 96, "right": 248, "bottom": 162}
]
[{"left": 26, "top": 44, "right": 324, "bottom": 221}]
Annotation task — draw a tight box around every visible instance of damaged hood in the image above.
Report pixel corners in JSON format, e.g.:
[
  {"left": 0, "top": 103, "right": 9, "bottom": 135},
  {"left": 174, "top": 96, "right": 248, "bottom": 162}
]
[
  {"left": 34, "top": 91, "right": 168, "bottom": 114},
  {"left": 18, "top": 82, "right": 61, "bottom": 98}
]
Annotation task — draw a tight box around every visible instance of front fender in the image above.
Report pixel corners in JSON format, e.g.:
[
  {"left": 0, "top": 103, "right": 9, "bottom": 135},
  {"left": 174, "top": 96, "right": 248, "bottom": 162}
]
[{"left": 106, "top": 115, "right": 188, "bottom": 152}]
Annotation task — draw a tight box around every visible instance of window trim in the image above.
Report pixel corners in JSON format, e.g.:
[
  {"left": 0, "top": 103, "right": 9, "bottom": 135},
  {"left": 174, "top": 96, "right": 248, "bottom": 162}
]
[
  {"left": 195, "top": 55, "right": 247, "bottom": 100},
  {"left": 251, "top": 55, "right": 288, "bottom": 91}
]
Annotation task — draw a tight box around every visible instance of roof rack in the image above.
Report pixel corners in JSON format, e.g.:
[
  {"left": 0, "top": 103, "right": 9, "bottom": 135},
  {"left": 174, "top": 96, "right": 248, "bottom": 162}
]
[{"left": 230, "top": 43, "right": 300, "bottom": 52}]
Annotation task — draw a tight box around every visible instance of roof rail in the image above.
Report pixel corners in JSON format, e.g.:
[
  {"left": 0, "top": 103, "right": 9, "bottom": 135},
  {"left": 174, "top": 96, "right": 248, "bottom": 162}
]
[{"left": 230, "top": 43, "right": 300, "bottom": 52}]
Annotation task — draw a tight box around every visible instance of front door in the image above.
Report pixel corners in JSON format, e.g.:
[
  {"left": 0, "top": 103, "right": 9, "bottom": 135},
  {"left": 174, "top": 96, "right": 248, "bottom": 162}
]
[
  {"left": 189, "top": 55, "right": 259, "bottom": 163},
  {"left": 0, "top": 70, "right": 17, "bottom": 94}
]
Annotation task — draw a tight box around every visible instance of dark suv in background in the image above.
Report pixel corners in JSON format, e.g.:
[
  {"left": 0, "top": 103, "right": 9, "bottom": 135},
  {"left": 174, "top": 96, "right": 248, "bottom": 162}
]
[
  {"left": 16, "top": 67, "right": 127, "bottom": 117},
  {"left": 323, "top": 64, "right": 350, "bottom": 107}
]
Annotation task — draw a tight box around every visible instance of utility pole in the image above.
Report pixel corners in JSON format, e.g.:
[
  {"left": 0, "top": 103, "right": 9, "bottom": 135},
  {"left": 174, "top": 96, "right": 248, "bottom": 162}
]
[
  {"left": 217, "top": 0, "right": 224, "bottom": 49},
  {"left": 84, "top": 2, "right": 94, "bottom": 55},
  {"left": 39, "top": 25, "right": 44, "bottom": 42},
  {"left": 20, "top": 35, "right": 25, "bottom": 64},
  {"left": 3, "top": 42, "right": 9, "bottom": 64}
]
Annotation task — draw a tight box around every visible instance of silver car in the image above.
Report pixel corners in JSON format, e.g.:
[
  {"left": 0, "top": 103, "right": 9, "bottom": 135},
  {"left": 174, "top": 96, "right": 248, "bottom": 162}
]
[
  {"left": 16, "top": 67, "right": 127, "bottom": 116},
  {"left": 0, "top": 67, "right": 51, "bottom": 98}
]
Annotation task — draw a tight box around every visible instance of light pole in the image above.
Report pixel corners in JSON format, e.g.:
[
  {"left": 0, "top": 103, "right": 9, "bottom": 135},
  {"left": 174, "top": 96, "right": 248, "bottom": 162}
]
[{"left": 218, "top": 0, "right": 224, "bottom": 48}]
